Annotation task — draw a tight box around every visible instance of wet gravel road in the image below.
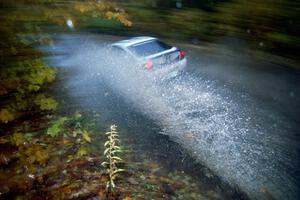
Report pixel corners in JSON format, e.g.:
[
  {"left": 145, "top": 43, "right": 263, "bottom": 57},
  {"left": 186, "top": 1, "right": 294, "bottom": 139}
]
[{"left": 42, "top": 33, "right": 300, "bottom": 200}]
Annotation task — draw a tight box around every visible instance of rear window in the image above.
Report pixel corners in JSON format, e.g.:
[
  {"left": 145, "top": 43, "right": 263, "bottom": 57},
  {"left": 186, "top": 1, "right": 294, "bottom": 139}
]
[{"left": 128, "top": 40, "right": 172, "bottom": 57}]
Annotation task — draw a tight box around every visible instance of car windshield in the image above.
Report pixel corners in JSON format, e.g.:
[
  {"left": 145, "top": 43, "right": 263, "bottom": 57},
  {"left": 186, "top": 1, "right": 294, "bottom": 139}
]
[{"left": 128, "top": 40, "right": 172, "bottom": 57}]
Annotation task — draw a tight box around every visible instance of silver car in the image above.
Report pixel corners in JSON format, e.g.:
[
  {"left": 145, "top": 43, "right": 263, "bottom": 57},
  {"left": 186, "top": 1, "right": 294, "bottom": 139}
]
[{"left": 111, "top": 36, "right": 187, "bottom": 77}]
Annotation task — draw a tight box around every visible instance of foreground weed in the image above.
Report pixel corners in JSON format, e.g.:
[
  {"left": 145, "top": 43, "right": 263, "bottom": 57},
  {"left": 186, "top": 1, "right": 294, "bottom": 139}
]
[{"left": 101, "top": 125, "right": 124, "bottom": 198}]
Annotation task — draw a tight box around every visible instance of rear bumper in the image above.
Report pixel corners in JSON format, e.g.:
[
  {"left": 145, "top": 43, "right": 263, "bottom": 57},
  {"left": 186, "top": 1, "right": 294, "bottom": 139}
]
[{"left": 152, "top": 58, "right": 187, "bottom": 77}]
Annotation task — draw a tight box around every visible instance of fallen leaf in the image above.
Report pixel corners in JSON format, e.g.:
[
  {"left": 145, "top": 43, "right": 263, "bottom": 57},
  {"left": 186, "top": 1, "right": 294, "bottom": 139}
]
[
  {"left": 77, "top": 147, "right": 87, "bottom": 157},
  {"left": 183, "top": 132, "right": 193, "bottom": 139},
  {"left": 82, "top": 130, "right": 91, "bottom": 143},
  {"left": 62, "top": 139, "right": 71, "bottom": 145}
]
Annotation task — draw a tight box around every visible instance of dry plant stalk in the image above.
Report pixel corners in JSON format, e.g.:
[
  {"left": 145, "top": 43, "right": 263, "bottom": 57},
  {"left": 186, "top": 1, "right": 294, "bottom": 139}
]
[{"left": 101, "top": 125, "right": 124, "bottom": 197}]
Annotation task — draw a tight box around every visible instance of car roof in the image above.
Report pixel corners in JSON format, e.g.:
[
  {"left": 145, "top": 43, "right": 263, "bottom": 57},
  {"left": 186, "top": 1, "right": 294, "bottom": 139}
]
[{"left": 112, "top": 36, "right": 157, "bottom": 48}]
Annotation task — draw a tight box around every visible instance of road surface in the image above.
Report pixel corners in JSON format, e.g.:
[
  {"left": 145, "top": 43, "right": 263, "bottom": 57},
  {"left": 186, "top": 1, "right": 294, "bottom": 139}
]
[{"left": 42, "top": 33, "right": 300, "bottom": 200}]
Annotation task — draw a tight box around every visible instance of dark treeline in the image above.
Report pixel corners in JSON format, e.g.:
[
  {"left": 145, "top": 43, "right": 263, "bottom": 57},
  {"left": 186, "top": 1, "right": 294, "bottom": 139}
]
[{"left": 110, "top": 0, "right": 300, "bottom": 60}]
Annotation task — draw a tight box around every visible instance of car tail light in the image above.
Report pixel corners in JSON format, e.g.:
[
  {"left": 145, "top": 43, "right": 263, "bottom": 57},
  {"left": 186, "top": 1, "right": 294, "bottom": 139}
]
[
  {"left": 144, "top": 60, "right": 153, "bottom": 70},
  {"left": 180, "top": 50, "right": 185, "bottom": 59}
]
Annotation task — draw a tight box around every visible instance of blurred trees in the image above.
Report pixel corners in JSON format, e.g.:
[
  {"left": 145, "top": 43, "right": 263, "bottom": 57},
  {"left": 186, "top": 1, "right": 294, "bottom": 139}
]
[
  {"left": 118, "top": 0, "right": 299, "bottom": 59},
  {"left": 126, "top": 0, "right": 227, "bottom": 10},
  {"left": 213, "top": 0, "right": 300, "bottom": 54},
  {"left": 0, "top": 0, "right": 131, "bottom": 123}
]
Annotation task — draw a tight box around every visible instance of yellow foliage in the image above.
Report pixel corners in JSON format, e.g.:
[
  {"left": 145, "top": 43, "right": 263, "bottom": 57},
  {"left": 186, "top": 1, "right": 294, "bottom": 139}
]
[
  {"left": 34, "top": 94, "right": 58, "bottom": 110},
  {"left": 11, "top": 132, "right": 49, "bottom": 166},
  {"left": 72, "top": 0, "right": 132, "bottom": 26},
  {"left": 74, "top": 2, "right": 93, "bottom": 13},
  {"left": 12, "top": 132, "right": 26, "bottom": 146},
  {"left": 106, "top": 11, "right": 114, "bottom": 19},
  {"left": 77, "top": 146, "right": 88, "bottom": 157},
  {"left": 0, "top": 0, "right": 130, "bottom": 123},
  {"left": 22, "top": 60, "right": 56, "bottom": 90},
  {"left": 24, "top": 145, "right": 49, "bottom": 166},
  {"left": 0, "top": 59, "right": 57, "bottom": 122},
  {"left": 0, "top": 109, "right": 16, "bottom": 123}
]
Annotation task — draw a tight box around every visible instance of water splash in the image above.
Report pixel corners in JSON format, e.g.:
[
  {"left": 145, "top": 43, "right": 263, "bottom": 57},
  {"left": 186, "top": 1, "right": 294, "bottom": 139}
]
[{"left": 44, "top": 34, "right": 300, "bottom": 200}]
